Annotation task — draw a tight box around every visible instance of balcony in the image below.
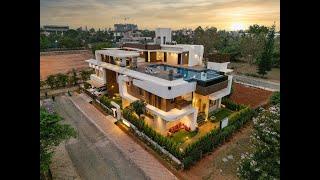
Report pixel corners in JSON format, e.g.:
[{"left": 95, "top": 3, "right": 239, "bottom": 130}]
[
  {"left": 175, "top": 99, "right": 192, "bottom": 110},
  {"left": 195, "top": 80, "right": 229, "bottom": 96}
]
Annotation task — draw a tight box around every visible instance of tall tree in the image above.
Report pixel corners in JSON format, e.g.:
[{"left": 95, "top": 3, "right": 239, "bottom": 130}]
[
  {"left": 248, "top": 24, "right": 269, "bottom": 35},
  {"left": 257, "top": 25, "right": 275, "bottom": 75},
  {"left": 238, "top": 105, "right": 280, "bottom": 179},
  {"left": 91, "top": 42, "right": 112, "bottom": 55},
  {"left": 69, "top": 69, "right": 79, "bottom": 86},
  {"left": 46, "top": 75, "right": 57, "bottom": 89},
  {"left": 56, "top": 73, "right": 68, "bottom": 87},
  {"left": 80, "top": 70, "right": 91, "bottom": 82},
  {"left": 40, "top": 108, "right": 76, "bottom": 177}
]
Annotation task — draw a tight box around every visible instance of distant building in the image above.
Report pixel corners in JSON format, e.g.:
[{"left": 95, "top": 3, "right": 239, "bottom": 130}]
[
  {"left": 114, "top": 24, "right": 138, "bottom": 32},
  {"left": 154, "top": 28, "right": 172, "bottom": 45},
  {"left": 42, "top": 25, "right": 69, "bottom": 35}
]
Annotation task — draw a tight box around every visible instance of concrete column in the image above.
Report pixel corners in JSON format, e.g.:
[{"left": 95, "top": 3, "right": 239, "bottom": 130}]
[
  {"left": 218, "top": 98, "right": 222, "bottom": 108},
  {"left": 131, "top": 57, "right": 137, "bottom": 68},
  {"left": 120, "top": 58, "right": 126, "bottom": 67}
]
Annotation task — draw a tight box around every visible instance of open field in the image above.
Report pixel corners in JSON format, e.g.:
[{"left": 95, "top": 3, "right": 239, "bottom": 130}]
[
  {"left": 230, "top": 83, "right": 273, "bottom": 109},
  {"left": 229, "top": 62, "right": 280, "bottom": 83},
  {"left": 40, "top": 50, "right": 93, "bottom": 80}
]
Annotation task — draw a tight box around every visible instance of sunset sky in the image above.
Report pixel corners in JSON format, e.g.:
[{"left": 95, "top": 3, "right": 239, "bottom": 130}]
[{"left": 40, "top": 0, "right": 280, "bottom": 31}]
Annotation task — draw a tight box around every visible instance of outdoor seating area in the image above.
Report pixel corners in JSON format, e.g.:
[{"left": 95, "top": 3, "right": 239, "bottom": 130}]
[{"left": 167, "top": 122, "right": 191, "bottom": 137}]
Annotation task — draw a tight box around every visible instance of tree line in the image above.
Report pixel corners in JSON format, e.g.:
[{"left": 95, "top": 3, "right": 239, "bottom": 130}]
[
  {"left": 173, "top": 24, "right": 280, "bottom": 76},
  {"left": 41, "top": 69, "right": 94, "bottom": 89},
  {"left": 40, "top": 28, "right": 114, "bottom": 50}
]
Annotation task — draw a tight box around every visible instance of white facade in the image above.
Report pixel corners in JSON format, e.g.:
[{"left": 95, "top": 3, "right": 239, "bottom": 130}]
[
  {"left": 155, "top": 28, "right": 172, "bottom": 45},
  {"left": 85, "top": 30, "right": 233, "bottom": 134},
  {"left": 161, "top": 44, "right": 204, "bottom": 66}
]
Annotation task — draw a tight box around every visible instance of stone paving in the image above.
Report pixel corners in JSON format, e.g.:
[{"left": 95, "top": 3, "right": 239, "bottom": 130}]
[{"left": 69, "top": 93, "right": 177, "bottom": 180}]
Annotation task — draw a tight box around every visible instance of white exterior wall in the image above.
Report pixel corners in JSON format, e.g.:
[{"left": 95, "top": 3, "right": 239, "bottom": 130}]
[
  {"left": 161, "top": 44, "right": 204, "bottom": 67},
  {"left": 207, "top": 62, "right": 230, "bottom": 72},
  {"left": 132, "top": 78, "right": 196, "bottom": 99},
  {"left": 155, "top": 28, "right": 172, "bottom": 45}
]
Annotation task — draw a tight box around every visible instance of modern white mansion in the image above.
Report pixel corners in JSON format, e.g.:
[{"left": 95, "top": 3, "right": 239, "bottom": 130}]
[{"left": 86, "top": 28, "right": 233, "bottom": 135}]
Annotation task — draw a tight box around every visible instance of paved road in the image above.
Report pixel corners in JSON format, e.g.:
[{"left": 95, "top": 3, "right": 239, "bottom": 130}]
[
  {"left": 55, "top": 96, "right": 147, "bottom": 180},
  {"left": 68, "top": 94, "right": 177, "bottom": 180},
  {"left": 232, "top": 74, "right": 280, "bottom": 92}
]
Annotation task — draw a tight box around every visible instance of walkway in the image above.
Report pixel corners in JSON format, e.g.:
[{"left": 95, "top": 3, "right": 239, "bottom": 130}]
[
  {"left": 68, "top": 93, "right": 177, "bottom": 180},
  {"left": 232, "top": 74, "right": 280, "bottom": 92}
]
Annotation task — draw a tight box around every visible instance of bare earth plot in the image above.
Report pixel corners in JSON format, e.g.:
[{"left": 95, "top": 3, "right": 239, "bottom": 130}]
[
  {"left": 230, "top": 83, "right": 273, "bottom": 109},
  {"left": 40, "top": 51, "right": 93, "bottom": 80},
  {"left": 229, "top": 62, "right": 280, "bottom": 83}
]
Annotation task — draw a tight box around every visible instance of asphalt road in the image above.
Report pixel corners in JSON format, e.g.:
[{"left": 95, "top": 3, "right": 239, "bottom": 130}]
[{"left": 54, "top": 96, "right": 146, "bottom": 180}]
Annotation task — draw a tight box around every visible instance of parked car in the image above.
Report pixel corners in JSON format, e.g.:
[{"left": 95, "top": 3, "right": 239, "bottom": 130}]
[{"left": 94, "top": 87, "right": 107, "bottom": 97}]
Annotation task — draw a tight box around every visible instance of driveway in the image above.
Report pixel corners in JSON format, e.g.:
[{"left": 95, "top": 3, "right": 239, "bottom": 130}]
[
  {"left": 68, "top": 94, "right": 177, "bottom": 180},
  {"left": 54, "top": 96, "right": 146, "bottom": 180}
]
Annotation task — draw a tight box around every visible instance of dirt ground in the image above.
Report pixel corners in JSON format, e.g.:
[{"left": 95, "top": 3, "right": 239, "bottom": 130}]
[
  {"left": 230, "top": 83, "right": 273, "bottom": 109},
  {"left": 177, "top": 123, "right": 254, "bottom": 180},
  {"left": 229, "top": 62, "right": 280, "bottom": 83},
  {"left": 40, "top": 51, "right": 93, "bottom": 80}
]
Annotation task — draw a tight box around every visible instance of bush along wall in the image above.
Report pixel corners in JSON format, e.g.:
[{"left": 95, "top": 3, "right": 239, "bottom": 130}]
[
  {"left": 122, "top": 107, "right": 182, "bottom": 159},
  {"left": 182, "top": 106, "right": 255, "bottom": 169},
  {"left": 222, "top": 98, "right": 246, "bottom": 111}
]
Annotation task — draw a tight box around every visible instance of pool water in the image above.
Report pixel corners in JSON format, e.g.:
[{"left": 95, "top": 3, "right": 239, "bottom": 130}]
[{"left": 149, "top": 64, "right": 224, "bottom": 82}]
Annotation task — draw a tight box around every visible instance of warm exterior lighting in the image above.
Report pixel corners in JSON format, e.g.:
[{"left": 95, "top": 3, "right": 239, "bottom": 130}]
[
  {"left": 123, "top": 119, "right": 131, "bottom": 127},
  {"left": 111, "top": 85, "right": 114, "bottom": 88},
  {"left": 112, "top": 96, "right": 115, "bottom": 99}
]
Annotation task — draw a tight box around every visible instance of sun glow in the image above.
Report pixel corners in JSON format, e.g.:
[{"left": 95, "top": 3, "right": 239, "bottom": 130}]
[{"left": 231, "top": 23, "right": 245, "bottom": 31}]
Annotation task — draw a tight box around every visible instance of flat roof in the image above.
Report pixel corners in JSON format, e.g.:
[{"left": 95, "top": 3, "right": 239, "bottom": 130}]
[{"left": 96, "top": 49, "right": 140, "bottom": 58}]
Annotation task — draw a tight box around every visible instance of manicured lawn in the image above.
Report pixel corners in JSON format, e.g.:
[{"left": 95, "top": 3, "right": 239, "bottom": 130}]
[
  {"left": 170, "top": 130, "right": 198, "bottom": 145},
  {"left": 210, "top": 108, "right": 233, "bottom": 122}
]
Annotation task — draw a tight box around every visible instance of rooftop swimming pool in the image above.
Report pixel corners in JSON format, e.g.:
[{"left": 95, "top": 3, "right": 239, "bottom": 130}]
[{"left": 148, "top": 64, "right": 225, "bottom": 82}]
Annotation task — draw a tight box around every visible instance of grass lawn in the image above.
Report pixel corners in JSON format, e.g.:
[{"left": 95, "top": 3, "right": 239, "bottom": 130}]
[
  {"left": 210, "top": 108, "right": 233, "bottom": 122},
  {"left": 170, "top": 130, "right": 198, "bottom": 145}
]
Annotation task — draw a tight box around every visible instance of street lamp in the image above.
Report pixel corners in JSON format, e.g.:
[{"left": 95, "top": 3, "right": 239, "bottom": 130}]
[{"left": 55, "top": 40, "right": 58, "bottom": 49}]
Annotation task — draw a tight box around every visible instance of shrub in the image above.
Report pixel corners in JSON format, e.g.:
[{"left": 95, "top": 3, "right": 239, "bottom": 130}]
[
  {"left": 131, "top": 100, "right": 146, "bottom": 117},
  {"left": 270, "top": 91, "right": 280, "bottom": 105},
  {"left": 122, "top": 106, "right": 182, "bottom": 158},
  {"left": 222, "top": 98, "right": 246, "bottom": 111},
  {"left": 99, "top": 95, "right": 113, "bottom": 109},
  {"left": 182, "top": 105, "right": 254, "bottom": 168}
]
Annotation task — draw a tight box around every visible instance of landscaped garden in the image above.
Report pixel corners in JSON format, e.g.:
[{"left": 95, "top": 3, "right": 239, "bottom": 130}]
[
  {"left": 119, "top": 98, "right": 255, "bottom": 169},
  {"left": 209, "top": 108, "right": 234, "bottom": 122}
]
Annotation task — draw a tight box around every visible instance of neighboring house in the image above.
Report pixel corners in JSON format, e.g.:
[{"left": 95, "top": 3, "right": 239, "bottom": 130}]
[
  {"left": 85, "top": 28, "right": 233, "bottom": 135},
  {"left": 42, "top": 25, "right": 69, "bottom": 35}
]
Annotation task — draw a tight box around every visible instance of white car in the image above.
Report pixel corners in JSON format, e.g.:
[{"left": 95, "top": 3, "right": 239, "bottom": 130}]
[{"left": 94, "top": 87, "right": 107, "bottom": 97}]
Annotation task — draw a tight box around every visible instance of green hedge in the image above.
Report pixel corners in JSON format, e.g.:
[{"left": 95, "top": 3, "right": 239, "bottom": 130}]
[
  {"left": 99, "top": 96, "right": 113, "bottom": 109},
  {"left": 122, "top": 107, "right": 182, "bottom": 158},
  {"left": 222, "top": 98, "right": 246, "bottom": 111},
  {"left": 182, "top": 106, "right": 255, "bottom": 169}
]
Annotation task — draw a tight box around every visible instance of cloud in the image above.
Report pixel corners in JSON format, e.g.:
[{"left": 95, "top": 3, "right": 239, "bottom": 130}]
[{"left": 40, "top": 0, "right": 279, "bottom": 30}]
